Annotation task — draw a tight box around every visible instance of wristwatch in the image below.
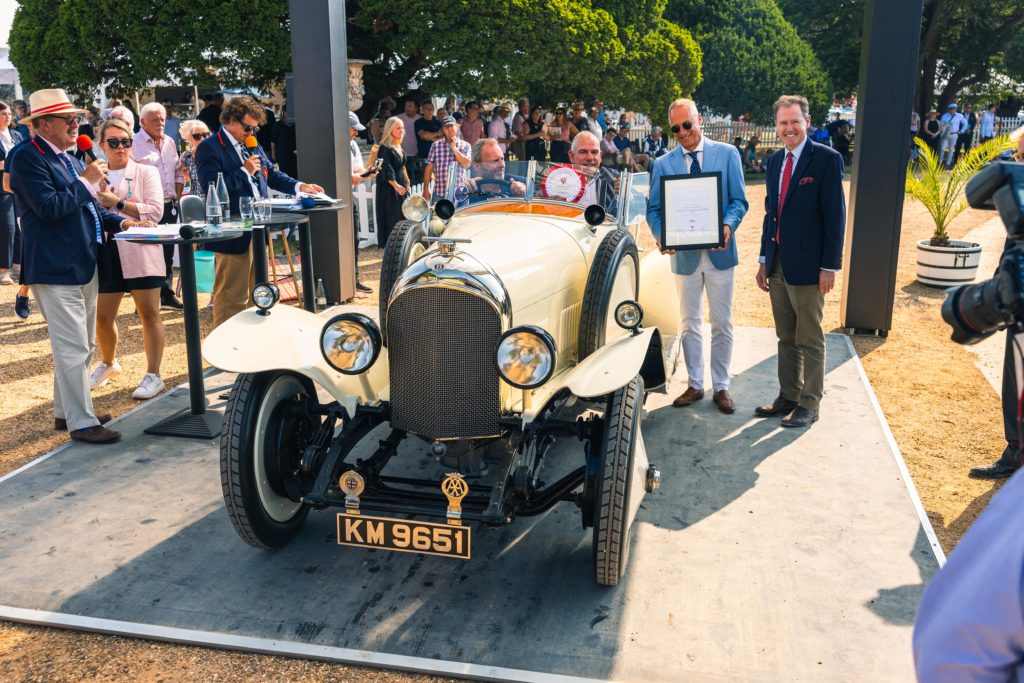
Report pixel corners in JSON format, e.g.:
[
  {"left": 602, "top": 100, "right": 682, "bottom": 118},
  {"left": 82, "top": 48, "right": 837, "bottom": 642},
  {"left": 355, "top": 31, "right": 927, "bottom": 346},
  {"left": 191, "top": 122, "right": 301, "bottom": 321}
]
[{"left": 116, "top": 199, "right": 126, "bottom": 211}]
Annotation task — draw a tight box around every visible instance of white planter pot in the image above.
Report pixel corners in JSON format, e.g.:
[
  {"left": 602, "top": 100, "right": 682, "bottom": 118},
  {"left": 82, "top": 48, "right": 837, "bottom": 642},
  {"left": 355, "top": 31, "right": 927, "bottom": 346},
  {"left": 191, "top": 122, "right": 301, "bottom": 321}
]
[{"left": 916, "top": 239, "right": 981, "bottom": 287}]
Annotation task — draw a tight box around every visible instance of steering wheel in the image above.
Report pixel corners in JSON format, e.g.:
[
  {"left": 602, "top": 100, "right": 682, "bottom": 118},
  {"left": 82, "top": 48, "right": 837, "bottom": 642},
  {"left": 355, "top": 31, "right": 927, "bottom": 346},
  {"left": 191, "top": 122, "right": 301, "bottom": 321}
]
[{"left": 472, "top": 178, "right": 513, "bottom": 197}]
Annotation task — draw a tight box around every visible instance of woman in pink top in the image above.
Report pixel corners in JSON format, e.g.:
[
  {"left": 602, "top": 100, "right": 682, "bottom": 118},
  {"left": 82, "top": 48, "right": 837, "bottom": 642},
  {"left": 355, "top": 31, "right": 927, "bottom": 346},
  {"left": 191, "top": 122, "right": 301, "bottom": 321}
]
[{"left": 91, "top": 118, "right": 168, "bottom": 400}]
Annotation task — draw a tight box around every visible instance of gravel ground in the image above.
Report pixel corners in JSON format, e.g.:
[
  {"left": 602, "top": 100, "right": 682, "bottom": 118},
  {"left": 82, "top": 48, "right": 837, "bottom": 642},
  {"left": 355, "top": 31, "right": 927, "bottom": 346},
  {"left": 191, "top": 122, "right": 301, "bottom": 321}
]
[{"left": 0, "top": 180, "right": 1006, "bottom": 680}]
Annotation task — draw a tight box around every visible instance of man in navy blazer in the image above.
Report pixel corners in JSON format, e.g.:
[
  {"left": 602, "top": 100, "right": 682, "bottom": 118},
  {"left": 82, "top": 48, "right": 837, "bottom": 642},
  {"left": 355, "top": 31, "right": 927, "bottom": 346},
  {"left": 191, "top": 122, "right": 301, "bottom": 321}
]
[
  {"left": 754, "top": 95, "right": 846, "bottom": 428},
  {"left": 195, "top": 95, "right": 322, "bottom": 326},
  {"left": 9, "top": 89, "right": 144, "bottom": 444},
  {"left": 647, "top": 98, "right": 749, "bottom": 414}
]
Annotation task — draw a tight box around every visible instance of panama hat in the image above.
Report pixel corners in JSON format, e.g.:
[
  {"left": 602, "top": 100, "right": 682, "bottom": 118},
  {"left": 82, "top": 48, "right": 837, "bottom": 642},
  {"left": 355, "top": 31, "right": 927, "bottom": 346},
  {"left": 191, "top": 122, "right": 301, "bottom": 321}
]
[{"left": 19, "top": 89, "right": 89, "bottom": 124}]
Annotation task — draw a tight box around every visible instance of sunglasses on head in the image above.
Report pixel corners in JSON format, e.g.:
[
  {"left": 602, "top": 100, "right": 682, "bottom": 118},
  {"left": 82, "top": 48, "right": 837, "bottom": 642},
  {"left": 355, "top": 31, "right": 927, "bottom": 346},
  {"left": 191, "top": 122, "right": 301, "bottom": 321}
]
[
  {"left": 241, "top": 123, "right": 260, "bottom": 134},
  {"left": 191, "top": 132, "right": 211, "bottom": 140},
  {"left": 105, "top": 138, "right": 133, "bottom": 148},
  {"left": 670, "top": 121, "right": 695, "bottom": 134}
]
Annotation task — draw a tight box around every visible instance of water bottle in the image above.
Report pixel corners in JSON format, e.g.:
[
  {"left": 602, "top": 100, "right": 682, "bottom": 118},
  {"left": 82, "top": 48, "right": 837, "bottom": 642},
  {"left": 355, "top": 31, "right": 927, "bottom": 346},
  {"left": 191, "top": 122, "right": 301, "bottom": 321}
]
[
  {"left": 205, "top": 183, "right": 222, "bottom": 226},
  {"left": 216, "top": 172, "right": 230, "bottom": 218},
  {"left": 316, "top": 278, "right": 328, "bottom": 310}
]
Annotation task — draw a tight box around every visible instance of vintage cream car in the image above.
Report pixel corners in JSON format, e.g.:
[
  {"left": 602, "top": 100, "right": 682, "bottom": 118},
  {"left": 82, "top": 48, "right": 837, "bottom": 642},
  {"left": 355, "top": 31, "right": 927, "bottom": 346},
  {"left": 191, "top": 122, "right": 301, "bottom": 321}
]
[{"left": 203, "top": 161, "right": 680, "bottom": 586}]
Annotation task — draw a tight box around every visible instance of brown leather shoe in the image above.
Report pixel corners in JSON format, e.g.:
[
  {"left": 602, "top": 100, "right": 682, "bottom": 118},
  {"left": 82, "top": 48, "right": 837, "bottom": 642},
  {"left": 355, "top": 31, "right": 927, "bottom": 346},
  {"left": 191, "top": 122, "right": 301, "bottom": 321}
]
[
  {"left": 713, "top": 390, "right": 735, "bottom": 414},
  {"left": 672, "top": 387, "right": 704, "bottom": 407},
  {"left": 754, "top": 395, "right": 798, "bottom": 417},
  {"left": 55, "top": 413, "right": 112, "bottom": 431},
  {"left": 69, "top": 425, "right": 121, "bottom": 444}
]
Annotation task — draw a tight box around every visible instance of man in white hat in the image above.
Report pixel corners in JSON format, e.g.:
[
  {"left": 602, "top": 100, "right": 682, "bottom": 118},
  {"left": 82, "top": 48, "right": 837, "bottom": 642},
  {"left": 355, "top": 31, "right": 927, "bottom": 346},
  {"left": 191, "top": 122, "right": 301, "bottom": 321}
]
[{"left": 9, "top": 89, "right": 150, "bottom": 444}]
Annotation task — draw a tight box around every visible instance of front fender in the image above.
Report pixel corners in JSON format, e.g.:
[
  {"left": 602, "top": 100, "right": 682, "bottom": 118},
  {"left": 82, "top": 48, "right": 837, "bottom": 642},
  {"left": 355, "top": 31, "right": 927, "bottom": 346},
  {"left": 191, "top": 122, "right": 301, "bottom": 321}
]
[
  {"left": 202, "top": 305, "right": 389, "bottom": 415},
  {"left": 523, "top": 327, "right": 665, "bottom": 424}
]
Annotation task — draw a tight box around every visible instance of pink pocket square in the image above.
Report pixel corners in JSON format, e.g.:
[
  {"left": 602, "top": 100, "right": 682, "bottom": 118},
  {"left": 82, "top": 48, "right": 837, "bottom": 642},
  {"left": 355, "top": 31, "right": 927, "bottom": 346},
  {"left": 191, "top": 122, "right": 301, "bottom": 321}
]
[{"left": 798, "top": 177, "right": 815, "bottom": 185}]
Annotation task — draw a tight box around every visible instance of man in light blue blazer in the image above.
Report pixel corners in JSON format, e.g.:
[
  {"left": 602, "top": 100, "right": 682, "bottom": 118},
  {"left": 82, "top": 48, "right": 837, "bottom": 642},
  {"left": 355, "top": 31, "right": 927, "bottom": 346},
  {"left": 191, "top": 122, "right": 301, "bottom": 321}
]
[{"left": 647, "top": 98, "right": 749, "bottom": 414}]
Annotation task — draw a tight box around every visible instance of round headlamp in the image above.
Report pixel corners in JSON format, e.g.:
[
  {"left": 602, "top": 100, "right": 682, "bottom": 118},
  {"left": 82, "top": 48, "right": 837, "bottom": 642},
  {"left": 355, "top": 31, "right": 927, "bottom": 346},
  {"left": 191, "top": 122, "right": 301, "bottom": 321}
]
[
  {"left": 496, "top": 325, "right": 556, "bottom": 389},
  {"left": 614, "top": 300, "right": 644, "bottom": 331},
  {"left": 401, "top": 194, "right": 430, "bottom": 222},
  {"left": 320, "top": 313, "right": 382, "bottom": 375},
  {"left": 251, "top": 282, "right": 280, "bottom": 314}
]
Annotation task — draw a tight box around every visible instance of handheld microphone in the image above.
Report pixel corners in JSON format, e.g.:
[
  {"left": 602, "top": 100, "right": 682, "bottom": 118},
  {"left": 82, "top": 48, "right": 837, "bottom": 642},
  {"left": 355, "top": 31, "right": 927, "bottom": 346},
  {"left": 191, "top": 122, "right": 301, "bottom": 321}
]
[
  {"left": 76, "top": 135, "right": 108, "bottom": 184},
  {"left": 76, "top": 135, "right": 98, "bottom": 162},
  {"left": 244, "top": 135, "right": 259, "bottom": 154}
]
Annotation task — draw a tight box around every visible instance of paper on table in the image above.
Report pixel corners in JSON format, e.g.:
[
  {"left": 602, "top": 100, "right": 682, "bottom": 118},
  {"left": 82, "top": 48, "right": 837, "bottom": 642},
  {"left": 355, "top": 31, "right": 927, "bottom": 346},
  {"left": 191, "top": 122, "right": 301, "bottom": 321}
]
[
  {"left": 269, "top": 197, "right": 299, "bottom": 208},
  {"left": 663, "top": 175, "right": 720, "bottom": 246},
  {"left": 115, "top": 224, "right": 185, "bottom": 239},
  {"left": 301, "top": 191, "right": 340, "bottom": 203}
]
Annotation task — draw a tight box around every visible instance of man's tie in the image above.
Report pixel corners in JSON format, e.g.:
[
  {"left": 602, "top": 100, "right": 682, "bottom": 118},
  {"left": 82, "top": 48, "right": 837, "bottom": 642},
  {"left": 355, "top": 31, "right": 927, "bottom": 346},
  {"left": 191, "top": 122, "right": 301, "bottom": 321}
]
[
  {"left": 688, "top": 151, "right": 701, "bottom": 175},
  {"left": 240, "top": 145, "right": 268, "bottom": 197},
  {"left": 59, "top": 152, "right": 103, "bottom": 243},
  {"left": 776, "top": 152, "right": 794, "bottom": 245}
]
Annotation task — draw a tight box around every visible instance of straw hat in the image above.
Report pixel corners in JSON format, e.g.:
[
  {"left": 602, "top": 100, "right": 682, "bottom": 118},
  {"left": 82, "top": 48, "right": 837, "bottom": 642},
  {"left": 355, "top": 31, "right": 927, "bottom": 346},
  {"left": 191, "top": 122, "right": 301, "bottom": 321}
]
[{"left": 19, "top": 89, "right": 88, "bottom": 124}]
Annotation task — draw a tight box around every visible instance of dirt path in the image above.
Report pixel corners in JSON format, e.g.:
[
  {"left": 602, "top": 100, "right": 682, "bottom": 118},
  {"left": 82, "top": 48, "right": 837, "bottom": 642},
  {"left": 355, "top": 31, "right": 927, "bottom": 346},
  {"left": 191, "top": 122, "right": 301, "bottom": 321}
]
[{"left": 0, "top": 180, "right": 1006, "bottom": 681}]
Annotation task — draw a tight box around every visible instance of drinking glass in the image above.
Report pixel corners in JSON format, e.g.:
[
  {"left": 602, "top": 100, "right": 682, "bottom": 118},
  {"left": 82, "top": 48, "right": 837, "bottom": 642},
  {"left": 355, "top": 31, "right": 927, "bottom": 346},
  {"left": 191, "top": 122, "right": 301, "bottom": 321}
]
[
  {"left": 257, "top": 198, "right": 272, "bottom": 222},
  {"left": 239, "top": 197, "right": 254, "bottom": 226}
]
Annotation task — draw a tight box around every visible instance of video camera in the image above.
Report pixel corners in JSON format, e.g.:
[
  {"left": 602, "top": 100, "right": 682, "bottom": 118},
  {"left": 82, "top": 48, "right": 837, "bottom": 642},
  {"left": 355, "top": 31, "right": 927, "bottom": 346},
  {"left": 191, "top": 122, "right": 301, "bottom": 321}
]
[{"left": 941, "top": 162, "right": 1024, "bottom": 344}]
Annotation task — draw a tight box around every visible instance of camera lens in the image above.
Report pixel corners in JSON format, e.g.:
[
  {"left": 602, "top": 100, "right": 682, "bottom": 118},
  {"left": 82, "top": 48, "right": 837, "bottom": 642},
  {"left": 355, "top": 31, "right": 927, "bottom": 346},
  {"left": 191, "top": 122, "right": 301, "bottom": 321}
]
[{"left": 941, "top": 278, "right": 1008, "bottom": 344}]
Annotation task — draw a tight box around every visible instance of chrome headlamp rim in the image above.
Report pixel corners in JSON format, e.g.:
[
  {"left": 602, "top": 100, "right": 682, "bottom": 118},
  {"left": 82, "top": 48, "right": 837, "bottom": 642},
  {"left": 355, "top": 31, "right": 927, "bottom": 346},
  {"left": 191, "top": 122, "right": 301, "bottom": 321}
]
[
  {"left": 495, "top": 324, "right": 557, "bottom": 390},
  {"left": 319, "top": 312, "right": 383, "bottom": 375},
  {"left": 251, "top": 282, "right": 280, "bottom": 312},
  {"left": 614, "top": 300, "right": 644, "bottom": 331}
]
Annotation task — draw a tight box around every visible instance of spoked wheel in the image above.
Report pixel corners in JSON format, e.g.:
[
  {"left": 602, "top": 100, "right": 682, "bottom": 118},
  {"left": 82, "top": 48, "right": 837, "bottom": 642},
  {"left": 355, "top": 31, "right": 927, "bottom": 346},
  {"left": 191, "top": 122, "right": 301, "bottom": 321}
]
[
  {"left": 379, "top": 219, "right": 429, "bottom": 345},
  {"left": 221, "top": 371, "right": 321, "bottom": 549},
  {"left": 578, "top": 228, "right": 639, "bottom": 361},
  {"left": 592, "top": 374, "right": 643, "bottom": 587}
]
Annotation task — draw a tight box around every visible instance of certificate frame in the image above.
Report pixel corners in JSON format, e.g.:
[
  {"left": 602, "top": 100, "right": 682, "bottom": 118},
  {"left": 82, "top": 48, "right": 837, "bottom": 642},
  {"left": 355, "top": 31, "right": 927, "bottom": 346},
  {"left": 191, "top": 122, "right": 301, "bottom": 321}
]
[{"left": 659, "top": 171, "right": 724, "bottom": 251}]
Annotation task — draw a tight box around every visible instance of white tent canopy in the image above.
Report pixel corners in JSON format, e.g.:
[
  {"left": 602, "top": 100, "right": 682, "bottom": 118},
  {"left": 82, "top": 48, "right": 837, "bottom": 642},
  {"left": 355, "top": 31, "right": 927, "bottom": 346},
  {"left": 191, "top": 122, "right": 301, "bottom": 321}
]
[{"left": 0, "top": 48, "right": 24, "bottom": 100}]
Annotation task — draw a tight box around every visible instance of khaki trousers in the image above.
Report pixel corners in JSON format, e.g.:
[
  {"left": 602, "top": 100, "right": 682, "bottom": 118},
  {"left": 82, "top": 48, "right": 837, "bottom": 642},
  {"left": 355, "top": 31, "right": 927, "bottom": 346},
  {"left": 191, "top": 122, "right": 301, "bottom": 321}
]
[
  {"left": 32, "top": 270, "right": 101, "bottom": 432},
  {"left": 212, "top": 249, "right": 255, "bottom": 328},
  {"left": 768, "top": 261, "right": 826, "bottom": 410}
]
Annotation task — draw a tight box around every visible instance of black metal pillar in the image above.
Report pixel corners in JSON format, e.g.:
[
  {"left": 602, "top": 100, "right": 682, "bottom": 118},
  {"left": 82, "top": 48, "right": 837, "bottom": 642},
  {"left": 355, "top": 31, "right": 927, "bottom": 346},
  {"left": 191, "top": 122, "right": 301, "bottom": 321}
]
[
  {"left": 289, "top": 0, "right": 354, "bottom": 304},
  {"left": 839, "top": 0, "right": 924, "bottom": 335}
]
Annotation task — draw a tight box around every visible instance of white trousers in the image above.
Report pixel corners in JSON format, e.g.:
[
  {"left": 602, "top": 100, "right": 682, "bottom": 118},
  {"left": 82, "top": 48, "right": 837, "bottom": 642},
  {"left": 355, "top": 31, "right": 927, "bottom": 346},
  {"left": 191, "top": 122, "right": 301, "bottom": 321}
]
[
  {"left": 675, "top": 252, "right": 735, "bottom": 392},
  {"left": 939, "top": 133, "right": 958, "bottom": 165},
  {"left": 32, "top": 271, "right": 100, "bottom": 432}
]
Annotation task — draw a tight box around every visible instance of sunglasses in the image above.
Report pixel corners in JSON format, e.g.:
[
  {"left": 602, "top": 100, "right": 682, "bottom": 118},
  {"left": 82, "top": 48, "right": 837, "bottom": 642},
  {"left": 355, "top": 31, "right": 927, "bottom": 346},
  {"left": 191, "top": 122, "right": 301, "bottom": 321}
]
[
  {"left": 191, "top": 132, "right": 211, "bottom": 141},
  {"left": 47, "top": 115, "right": 79, "bottom": 125},
  {"left": 241, "top": 123, "right": 260, "bottom": 134},
  {"left": 670, "top": 121, "right": 695, "bottom": 134},
  {"left": 105, "top": 138, "right": 133, "bottom": 148}
]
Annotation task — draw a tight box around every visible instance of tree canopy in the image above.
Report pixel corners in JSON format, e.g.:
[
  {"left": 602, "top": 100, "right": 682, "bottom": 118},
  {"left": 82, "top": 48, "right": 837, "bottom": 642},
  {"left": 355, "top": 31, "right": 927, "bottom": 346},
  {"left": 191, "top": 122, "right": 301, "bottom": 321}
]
[
  {"left": 11, "top": 0, "right": 702, "bottom": 116},
  {"left": 666, "top": 0, "right": 832, "bottom": 124},
  {"left": 10, "top": 0, "right": 292, "bottom": 98},
  {"left": 780, "top": 0, "right": 1024, "bottom": 113}
]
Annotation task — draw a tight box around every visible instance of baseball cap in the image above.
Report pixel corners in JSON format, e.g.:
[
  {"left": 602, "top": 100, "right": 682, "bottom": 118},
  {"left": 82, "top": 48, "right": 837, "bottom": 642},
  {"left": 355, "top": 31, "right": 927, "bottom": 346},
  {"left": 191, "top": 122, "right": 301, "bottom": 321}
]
[
  {"left": 348, "top": 111, "right": 365, "bottom": 131},
  {"left": 947, "top": 103, "right": 957, "bottom": 109},
  {"left": 441, "top": 116, "right": 458, "bottom": 127}
]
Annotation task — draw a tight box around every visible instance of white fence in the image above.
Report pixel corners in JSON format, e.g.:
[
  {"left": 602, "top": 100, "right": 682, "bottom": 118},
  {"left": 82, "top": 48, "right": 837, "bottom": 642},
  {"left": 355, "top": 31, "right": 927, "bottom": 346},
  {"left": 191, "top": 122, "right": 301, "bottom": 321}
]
[{"left": 352, "top": 181, "right": 424, "bottom": 248}]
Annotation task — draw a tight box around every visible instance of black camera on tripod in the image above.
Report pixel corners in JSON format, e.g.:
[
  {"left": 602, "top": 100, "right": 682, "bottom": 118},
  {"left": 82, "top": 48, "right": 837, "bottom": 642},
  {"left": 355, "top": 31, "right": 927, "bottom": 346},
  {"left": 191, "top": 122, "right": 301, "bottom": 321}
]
[{"left": 941, "top": 162, "right": 1024, "bottom": 344}]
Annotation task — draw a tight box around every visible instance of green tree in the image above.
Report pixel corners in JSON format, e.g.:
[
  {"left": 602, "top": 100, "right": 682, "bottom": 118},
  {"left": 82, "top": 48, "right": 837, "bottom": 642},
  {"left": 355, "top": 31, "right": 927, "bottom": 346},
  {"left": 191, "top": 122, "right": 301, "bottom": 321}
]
[
  {"left": 10, "top": 0, "right": 291, "bottom": 98},
  {"left": 666, "top": 0, "right": 832, "bottom": 124},
  {"left": 780, "top": 0, "right": 1024, "bottom": 114},
  {"left": 11, "top": 0, "right": 702, "bottom": 117}
]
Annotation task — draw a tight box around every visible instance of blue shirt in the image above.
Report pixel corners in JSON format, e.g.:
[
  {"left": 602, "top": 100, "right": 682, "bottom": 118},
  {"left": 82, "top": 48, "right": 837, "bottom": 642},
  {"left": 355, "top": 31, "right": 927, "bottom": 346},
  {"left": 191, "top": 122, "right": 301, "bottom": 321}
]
[
  {"left": 613, "top": 135, "right": 631, "bottom": 152},
  {"left": 913, "top": 469, "right": 1024, "bottom": 681}
]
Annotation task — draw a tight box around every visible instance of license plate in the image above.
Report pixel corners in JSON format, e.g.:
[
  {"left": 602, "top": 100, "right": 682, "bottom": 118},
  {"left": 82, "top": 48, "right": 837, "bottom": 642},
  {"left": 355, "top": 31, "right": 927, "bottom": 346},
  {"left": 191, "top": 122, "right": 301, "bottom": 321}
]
[{"left": 336, "top": 513, "right": 471, "bottom": 559}]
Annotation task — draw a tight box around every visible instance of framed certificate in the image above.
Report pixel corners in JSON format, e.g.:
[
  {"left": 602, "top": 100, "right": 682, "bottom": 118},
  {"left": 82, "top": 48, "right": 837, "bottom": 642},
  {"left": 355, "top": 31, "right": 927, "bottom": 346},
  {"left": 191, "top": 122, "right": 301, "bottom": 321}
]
[{"left": 659, "top": 172, "right": 724, "bottom": 251}]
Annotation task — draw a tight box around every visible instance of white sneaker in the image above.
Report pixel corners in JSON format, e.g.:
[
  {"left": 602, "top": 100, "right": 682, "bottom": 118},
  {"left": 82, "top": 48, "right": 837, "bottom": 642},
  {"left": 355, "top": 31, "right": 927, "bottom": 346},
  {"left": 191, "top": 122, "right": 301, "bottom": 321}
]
[
  {"left": 90, "top": 361, "right": 122, "bottom": 389},
  {"left": 133, "top": 373, "right": 165, "bottom": 400},
  {"left": 0, "top": 271, "right": 13, "bottom": 285}
]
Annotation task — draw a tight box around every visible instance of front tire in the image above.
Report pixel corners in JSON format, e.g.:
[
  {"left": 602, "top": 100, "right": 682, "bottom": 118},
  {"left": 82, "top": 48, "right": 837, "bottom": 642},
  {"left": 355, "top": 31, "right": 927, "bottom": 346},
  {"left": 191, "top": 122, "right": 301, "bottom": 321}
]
[
  {"left": 593, "top": 374, "right": 643, "bottom": 586},
  {"left": 578, "top": 228, "right": 639, "bottom": 361},
  {"left": 221, "top": 371, "right": 319, "bottom": 549}
]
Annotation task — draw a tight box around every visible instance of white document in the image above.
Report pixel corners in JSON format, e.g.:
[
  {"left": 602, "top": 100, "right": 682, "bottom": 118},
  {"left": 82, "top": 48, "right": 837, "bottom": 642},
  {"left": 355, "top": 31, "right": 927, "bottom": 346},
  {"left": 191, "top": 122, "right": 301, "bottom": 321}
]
[
  {"left": 115, "top": 224, "right": 185, "bottom": 240},
  {"left": 663, "top": 175, "right": 721, "bottom": 248}
]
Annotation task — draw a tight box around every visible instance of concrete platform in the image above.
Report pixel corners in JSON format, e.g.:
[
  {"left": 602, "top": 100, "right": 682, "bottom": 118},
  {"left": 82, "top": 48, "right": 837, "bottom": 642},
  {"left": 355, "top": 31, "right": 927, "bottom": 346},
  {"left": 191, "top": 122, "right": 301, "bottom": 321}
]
[{"left": 0, "top": 327, "right": 940, "bottom": 682}]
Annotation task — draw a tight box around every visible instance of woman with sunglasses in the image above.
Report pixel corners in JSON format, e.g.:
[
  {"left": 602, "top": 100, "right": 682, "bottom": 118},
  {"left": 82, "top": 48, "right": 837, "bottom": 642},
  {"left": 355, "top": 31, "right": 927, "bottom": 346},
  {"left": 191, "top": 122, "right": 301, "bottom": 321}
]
[
  {"left": 179, "top": 119, "right": 211, "bottom": 195},
  {"left": 90, "top": 118, "right": 168, "bottom": 400}
]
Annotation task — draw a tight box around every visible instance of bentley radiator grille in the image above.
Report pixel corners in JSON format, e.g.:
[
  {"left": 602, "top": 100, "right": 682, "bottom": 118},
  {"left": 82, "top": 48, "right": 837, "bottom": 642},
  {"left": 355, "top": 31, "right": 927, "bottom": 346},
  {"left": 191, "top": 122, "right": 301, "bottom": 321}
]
[{"left": 388, "top": 288, "right": 501, "bottom": 439}]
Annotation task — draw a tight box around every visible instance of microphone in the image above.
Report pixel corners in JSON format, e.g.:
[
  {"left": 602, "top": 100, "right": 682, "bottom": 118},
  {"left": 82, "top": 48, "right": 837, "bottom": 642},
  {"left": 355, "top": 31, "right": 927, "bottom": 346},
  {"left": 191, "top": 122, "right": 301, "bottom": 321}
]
[
  {"left": 244, "top": 136, "right": 260, "bottom": 176},
  {"left": 76, "top": 135, "right": 108, "bottom": 184},
  {"left": 76, "top": 135, "right": 98, "bottom": 162}
]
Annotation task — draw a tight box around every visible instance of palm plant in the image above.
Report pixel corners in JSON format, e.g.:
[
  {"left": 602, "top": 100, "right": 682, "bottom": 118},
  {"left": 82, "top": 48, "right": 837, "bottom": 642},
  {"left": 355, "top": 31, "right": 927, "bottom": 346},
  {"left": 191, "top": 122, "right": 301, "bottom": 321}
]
[{"left": 906, "top": 136, "right": 1012, "bottom": 246}]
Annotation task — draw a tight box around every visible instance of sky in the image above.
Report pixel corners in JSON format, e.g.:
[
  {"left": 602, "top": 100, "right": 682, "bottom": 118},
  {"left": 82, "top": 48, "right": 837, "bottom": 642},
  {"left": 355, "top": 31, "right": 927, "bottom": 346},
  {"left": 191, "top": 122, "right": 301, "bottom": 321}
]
[{"left": 0, "top": 1, "right": 13, "bottom": 48}]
